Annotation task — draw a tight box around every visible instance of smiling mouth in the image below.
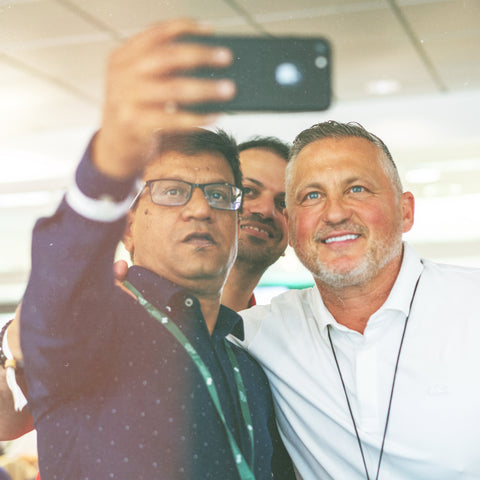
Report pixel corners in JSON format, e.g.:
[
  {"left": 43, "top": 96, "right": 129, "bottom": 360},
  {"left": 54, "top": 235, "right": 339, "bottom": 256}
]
[
  {"left": 240, "top": 224, "right": 273, "bottom": 239},
  {"left": 322, "top": 234, "right": 360, "bottom": 244}
]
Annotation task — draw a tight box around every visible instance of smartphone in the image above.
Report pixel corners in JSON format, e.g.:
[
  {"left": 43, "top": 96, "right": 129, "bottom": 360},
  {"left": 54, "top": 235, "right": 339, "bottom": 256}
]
[{"left": 179, "top": 35, "right": 331, "bottom": 112}]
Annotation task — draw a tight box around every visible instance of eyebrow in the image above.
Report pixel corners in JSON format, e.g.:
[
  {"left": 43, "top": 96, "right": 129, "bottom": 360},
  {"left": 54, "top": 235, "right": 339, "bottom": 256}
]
[
  {"left": 298, "top": 176, "right": 364, "bottom": 190},
  {"left": 244, "top": 176, "right": 286, "bottom": 197},
  {"left": 243, "top": 177, "right": 264, "bottom": 187},
  {"left": 145, "top": 177, "right": 235, "bottom": 184},
  {"left": 345, "top": 176, "right": 363, "bottom": 185},
  {"left": 297, "top": 181, "right": 322, "bottom": 191}
]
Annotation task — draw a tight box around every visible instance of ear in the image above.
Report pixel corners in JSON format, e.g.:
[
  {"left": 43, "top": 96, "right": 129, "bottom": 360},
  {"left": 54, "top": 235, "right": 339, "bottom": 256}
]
[
  {"left": 122, "top": 212, "right": 135, "bottom": 256},
  {"left": 400, "top": 191, "right": 415, "bottom": 233}
]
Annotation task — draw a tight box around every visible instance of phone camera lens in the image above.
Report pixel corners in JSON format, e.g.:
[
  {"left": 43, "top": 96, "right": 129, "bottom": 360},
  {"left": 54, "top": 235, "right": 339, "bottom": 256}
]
[{"left": 315, "top": 56, "right": 328, "bottom": 69}]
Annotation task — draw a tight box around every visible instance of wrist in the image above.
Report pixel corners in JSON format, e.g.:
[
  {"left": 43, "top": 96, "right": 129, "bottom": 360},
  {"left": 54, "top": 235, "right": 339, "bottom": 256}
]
[
  {"left": 1, "top": 319, "right": 28, "bottom": 412},
  {"left": 0, "top": 320, "right": 24, "bottom": 371},
  {"left": 0, "top": 319, "right": 13, "bottom": 369},
  {"left": 92, "top": 129, "right": 145, "bottom": 181},
  {"left": 65, "top": 135, "right": 142, "bottom": 223},
  {"left": 6, "top": 318, "right": 23, "bottom": 362}
]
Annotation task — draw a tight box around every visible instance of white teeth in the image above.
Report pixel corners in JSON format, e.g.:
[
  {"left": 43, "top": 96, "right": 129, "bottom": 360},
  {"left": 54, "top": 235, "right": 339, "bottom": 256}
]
[
  {"left": 324, "top": 234, "right": 359, "bottom": 244},
  {"left": 241, "top": 225, "right": 268, "bottom": 234}
]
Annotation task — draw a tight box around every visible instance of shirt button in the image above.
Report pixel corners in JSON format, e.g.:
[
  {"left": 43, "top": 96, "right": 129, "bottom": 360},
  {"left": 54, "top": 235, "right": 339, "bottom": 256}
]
[{"left": 185, "top": 298, "right": 194, "bottom": 307}]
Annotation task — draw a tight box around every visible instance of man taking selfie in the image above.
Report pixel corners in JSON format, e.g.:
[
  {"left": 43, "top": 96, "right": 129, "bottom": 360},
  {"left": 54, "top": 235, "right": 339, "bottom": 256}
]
[{"left": 15, "top": 19, "right": 294, "bottom": 480}]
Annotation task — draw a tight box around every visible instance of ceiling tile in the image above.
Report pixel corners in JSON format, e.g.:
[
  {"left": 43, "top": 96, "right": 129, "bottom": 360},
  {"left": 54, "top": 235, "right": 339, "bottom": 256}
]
[
  {"left": 0, "top": 69, "right": 99, "bottom": 139},
  {"left": 7, "top": 38, "right": 117, "bottom": 100},
  {"left": 229, "top": 0, "right": 388, "bottom": 17},
  {"left": 400, "top": 0, "right": 480, "bottom": 91},
  {"left": 68, "top": 0, "right": 243, "bottom": 35},
  {"left": 247, "top": 7, "right": 438, "bottom": 99},
  {"left": 0, "top": 0, "right": 103, "bottom": 50}
]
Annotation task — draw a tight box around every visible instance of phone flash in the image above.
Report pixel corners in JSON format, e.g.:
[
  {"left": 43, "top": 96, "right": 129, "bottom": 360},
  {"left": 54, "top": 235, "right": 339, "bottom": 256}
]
[{"left": 275, "top": 63, "right": 303, "bottom": 86}]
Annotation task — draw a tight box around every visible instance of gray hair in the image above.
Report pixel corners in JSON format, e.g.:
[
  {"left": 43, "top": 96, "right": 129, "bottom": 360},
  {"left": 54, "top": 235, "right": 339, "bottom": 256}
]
[{"left": 286, "top": 120, "right": 403, "bottom": 196}]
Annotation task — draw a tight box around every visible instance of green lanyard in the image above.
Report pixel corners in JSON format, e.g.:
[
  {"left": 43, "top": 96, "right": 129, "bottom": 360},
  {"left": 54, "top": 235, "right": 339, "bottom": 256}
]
[{"left": 123, "top": 281, "right": 256, "bottom": 480}]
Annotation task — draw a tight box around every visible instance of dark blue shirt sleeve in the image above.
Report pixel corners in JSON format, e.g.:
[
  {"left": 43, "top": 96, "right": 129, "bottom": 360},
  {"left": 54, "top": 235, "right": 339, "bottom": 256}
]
[{"left": 21, "top": 142, "right": 137, "bottom": 407}]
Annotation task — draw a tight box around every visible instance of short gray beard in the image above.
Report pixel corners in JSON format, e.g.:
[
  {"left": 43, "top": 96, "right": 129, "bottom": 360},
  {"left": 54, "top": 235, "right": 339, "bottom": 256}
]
[
  {"left": 293, "top": 218, "right": 404, "bottom": 290},
  {"left": 311, "top": 238, "right": 402, "bottom": 289}
]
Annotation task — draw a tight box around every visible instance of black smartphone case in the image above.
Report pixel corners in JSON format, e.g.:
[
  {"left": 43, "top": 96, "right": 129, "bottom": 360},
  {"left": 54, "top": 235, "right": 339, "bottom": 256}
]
[{"left": 180, "top": 35, "right": 332, "bottom": 112}]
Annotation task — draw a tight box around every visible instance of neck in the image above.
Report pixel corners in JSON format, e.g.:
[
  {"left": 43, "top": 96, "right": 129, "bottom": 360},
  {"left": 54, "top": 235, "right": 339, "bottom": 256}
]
[
  {"left": 221, "top": 261, "right": 265, "bottom": 312},
  {"left": 169, "top": 275, "right": 224, "bottom": 336},
  {"left": 317, "top": 255, "right": 403, "bottom": 334}
]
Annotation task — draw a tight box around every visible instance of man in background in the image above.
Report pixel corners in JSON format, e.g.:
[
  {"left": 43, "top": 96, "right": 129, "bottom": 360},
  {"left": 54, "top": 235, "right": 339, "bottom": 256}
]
[{"left": 222, "top": 137, "right": 289, "bottom": 311}]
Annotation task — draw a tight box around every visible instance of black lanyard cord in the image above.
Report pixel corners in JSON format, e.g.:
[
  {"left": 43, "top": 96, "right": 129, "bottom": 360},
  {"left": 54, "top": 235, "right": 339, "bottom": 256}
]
[{"left": 327, "top": 272, "right": 422, "bottom": 480}]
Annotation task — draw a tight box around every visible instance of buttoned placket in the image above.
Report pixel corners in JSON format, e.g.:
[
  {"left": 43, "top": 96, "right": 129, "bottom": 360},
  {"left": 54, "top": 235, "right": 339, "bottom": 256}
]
[
  {"left": 328, "top": 308, "right": 408, "bottom": 473},
  {"left": 176, "top": 291, "right": 252, "bottom": 471}
]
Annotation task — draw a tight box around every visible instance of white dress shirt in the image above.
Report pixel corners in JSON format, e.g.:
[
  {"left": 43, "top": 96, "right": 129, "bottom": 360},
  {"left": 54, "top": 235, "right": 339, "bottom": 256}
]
[{"left": 236, "top": 243, "right": 480, "bottom": 479}]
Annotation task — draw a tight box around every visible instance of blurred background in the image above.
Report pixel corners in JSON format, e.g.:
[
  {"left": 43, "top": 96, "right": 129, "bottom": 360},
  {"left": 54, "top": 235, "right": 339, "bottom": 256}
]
[
  {"left": 1, "top": 0, "right": 480, "bottom": 312},
  {"left": 0, "top": 1, "right": 479, "bottom": 476}
]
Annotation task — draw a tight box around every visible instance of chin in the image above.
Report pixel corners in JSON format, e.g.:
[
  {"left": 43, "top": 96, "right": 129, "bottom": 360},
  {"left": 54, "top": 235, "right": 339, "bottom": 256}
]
[
  {"left": 315, "top": 269, "right": 370, "bottom": 289},
  {"left": 188, "top": 261, "right": 231, "bottom": 279}
]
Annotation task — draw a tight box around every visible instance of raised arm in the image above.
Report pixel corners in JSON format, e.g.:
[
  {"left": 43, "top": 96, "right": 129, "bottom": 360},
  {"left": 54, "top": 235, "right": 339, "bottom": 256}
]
[{"left": 20, "top": 18, "right": 235, "bottom": 412}]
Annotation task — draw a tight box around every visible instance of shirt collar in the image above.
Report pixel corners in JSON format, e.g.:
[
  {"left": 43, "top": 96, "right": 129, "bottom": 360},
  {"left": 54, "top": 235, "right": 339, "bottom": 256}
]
[
  {"left": 376, "top": 242, "right": 424, "bottom": 318},
  {"left": 127, "top": 265, "right": 184, "bottom": 311},
  {"left": 126, "top": 265, "right": 244, "bottom": 340},
  {"left": 314, "top": 242, "right": 424, "bottom": 336}
]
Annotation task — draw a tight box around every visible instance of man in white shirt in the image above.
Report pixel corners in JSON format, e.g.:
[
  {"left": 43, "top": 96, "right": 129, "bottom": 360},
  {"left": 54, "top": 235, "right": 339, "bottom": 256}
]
[{"left": 237, "top": 120, "right": 480, "bottom": 479}]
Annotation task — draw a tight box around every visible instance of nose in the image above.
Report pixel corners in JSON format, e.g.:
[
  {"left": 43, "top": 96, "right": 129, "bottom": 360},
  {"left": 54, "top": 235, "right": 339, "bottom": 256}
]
[
  {"left": 181, "top": 186, "right": 212, "bottom": 220},
  {"left": 322, "top": 195, "right": 352, "bottom": 225},
  {"left": 244, "top": 193, "right": 278, "bottom": 220}
]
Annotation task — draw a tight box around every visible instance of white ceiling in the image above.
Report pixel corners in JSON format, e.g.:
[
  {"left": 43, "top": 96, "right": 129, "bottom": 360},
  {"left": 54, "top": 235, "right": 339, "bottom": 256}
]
[{"left": 1, "top": 0, "right": 480, "bottom": 311}]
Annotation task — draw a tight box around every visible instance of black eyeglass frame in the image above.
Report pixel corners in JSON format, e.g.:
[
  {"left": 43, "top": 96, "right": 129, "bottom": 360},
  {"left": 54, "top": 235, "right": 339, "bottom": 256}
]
[{"left": 130, "top": 178, "right": 243, "bottom": 211}]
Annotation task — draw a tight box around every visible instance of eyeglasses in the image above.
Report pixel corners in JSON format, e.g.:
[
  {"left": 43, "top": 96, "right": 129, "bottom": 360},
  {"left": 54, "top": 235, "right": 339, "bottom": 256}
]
[{"left": 131, "top": 179, "right": 243, "bottom": 211}]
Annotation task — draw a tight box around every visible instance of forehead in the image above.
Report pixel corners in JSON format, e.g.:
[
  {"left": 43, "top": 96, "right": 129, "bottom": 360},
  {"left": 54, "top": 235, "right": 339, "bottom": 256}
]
[
  {"left": 240, "top": 148, "right": 287, "bottom": 190},
  {"left": 143, "top": 150, "right": 235, "bottom": 183},
  {"left": 292, "top": 136, "right": 385, "bottom": 180}
]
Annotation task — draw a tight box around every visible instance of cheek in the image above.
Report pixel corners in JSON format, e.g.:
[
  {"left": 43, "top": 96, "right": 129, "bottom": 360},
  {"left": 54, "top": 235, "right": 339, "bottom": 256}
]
[
  {"left": 135, "top": 210, "right": 170, "bottom": 248},
  {"left": 289, "top": 209, "right": 317, "bottom": 244},
  {"left": 137, "top": 212, "right": 153, "bottom": 236},
  {"left": 358, "top": 203, "right": 402, "bottom": 238},
  {"left": 219, "top": 214, "right": 238, "bottom": 240}
]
